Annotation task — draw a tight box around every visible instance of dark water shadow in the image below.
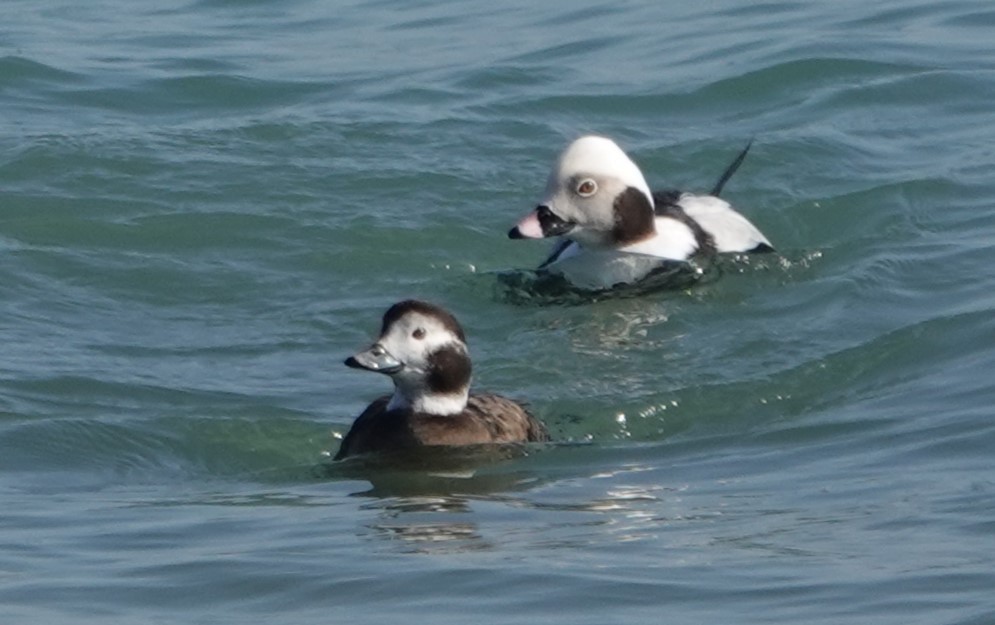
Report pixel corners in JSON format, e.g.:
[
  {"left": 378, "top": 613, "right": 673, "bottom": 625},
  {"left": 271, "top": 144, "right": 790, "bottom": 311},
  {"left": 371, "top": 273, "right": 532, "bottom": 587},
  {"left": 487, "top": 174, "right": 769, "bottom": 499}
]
[
  {"left": 313, "top": 442, "right": 552, "bottom": 497},
  {"left": 490, "top": 257, "right": 724, "bottom": 307}
]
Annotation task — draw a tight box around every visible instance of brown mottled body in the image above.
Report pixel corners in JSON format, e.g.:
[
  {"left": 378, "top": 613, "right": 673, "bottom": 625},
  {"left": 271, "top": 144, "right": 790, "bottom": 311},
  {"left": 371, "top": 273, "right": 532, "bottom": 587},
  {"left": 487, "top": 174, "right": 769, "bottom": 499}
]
[{"left": 335, "top": 394, "right": 548, "bottom": 460}]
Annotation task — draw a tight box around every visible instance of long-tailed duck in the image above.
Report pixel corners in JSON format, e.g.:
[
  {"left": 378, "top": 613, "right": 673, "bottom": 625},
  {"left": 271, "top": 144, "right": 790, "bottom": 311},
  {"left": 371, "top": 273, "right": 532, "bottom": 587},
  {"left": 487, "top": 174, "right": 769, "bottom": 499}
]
[
  {"left": 508, "top": 135, "right": 773, "bottom": 290},
  {"left": 335, "top": 300, "right": 549, "bottom": 460}
]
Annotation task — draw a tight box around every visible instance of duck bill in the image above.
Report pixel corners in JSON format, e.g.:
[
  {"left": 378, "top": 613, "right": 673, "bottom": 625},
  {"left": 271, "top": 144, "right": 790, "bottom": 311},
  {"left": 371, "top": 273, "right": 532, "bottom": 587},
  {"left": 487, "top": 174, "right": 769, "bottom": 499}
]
[
  {"left": 508, "top": 209, "right": 546, "bottom": 239},
  {"left": 508, "top": 205, "right": 575, "bottom": 239},
  {"left": 344, "top": 343, "right": 402, "bottom": 374}
]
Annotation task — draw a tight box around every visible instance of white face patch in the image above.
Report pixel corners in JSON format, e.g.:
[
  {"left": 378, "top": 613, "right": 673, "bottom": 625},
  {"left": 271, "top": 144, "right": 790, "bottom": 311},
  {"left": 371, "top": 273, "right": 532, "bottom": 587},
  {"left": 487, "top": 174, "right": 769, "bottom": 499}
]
[
  {"left": 379, "top": 311, "right": 460, "bottom": 371},
  {"left": 539, "top": 136, "right": 656, "bottom": 248},
  {"left": 550, "top": 136, "right": 652, "bottom": 201}
]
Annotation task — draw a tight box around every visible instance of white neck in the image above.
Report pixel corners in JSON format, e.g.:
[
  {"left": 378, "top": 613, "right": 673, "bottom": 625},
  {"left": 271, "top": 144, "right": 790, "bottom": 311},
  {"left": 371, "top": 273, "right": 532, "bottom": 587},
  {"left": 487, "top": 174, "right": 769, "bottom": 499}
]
[
  {"left": 387, "top": 388, "right": 469, "bottom": 416},
  {"left": 618, "top": 216, "right": 699, "bottom": 260}
]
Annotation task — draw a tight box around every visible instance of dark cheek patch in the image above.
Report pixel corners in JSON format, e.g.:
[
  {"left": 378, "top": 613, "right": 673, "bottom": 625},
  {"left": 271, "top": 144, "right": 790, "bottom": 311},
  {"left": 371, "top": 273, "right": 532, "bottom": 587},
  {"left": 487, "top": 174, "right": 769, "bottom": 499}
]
[
  {"left": 426, "top": 347, "right": 472, "bottom": 395},
  {"left": 611, "top": 187, "right": 657, "bottom": 245}
]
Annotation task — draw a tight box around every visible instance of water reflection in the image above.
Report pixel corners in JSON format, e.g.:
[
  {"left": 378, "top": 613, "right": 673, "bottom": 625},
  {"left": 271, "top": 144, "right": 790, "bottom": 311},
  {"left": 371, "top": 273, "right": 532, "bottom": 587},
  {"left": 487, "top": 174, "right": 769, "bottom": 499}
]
[
  {"left": 564, "top": 299, "right": 677, "bottom": 355},
  {"left": 359, "top": 495, "right": 492, "bottom": 554},
  {"left": 331, "top": 445, "right": 694, "bottom": 554}
]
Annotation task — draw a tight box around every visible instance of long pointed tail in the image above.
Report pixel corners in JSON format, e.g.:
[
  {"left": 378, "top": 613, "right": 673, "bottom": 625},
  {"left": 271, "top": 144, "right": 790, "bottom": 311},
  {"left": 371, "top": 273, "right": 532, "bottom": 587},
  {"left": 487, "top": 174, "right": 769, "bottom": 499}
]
[{"left": 710, "top": 138, "right": 753, "bottom": 197}]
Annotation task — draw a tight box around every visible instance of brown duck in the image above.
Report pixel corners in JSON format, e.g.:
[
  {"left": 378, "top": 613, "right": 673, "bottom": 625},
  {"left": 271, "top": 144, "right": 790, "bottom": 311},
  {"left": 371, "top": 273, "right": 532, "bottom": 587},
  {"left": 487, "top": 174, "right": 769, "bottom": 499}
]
[{"left": 334, "top": 300, "right": 548, "bottom": 460}]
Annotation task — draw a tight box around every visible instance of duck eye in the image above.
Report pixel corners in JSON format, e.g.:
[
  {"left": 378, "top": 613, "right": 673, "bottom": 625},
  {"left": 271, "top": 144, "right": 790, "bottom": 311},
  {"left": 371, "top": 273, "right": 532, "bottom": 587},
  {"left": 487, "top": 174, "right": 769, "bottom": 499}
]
[
  {"left": 576, "top": 178, "right": 597, "bottom": 197},
  {"left": 412, "top": 328, "right": 426, "bottom": 340}
]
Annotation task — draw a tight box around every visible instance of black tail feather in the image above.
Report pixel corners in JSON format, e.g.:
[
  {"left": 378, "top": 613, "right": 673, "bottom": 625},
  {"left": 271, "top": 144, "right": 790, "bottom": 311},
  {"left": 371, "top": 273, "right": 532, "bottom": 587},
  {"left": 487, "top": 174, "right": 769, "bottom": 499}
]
[{"left": 710, "top": 138, "right": 753, "bottom": 197}]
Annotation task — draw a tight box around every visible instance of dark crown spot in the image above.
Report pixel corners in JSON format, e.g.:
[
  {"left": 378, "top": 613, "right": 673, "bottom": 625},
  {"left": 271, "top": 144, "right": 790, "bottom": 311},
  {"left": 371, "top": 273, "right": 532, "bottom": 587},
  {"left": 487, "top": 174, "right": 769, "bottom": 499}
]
[{"left": 380, "top": 300, "right": 467, "bottom": 343}]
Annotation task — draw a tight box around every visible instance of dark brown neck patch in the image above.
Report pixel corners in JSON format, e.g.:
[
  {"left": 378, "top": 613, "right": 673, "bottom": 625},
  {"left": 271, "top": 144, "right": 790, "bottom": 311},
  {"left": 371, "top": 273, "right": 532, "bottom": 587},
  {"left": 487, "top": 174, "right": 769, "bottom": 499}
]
[
  {"left": 426, "top": 345, "right": 472, "bottom": 395},
  {"left": 611, "top": 186, "right": 657, "bottom": 245}
]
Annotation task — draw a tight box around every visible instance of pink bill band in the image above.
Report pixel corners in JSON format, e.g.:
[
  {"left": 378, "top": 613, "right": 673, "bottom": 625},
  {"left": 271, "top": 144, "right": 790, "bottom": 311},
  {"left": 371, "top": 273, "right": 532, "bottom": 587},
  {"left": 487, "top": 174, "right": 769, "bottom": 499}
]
[{"left": 514, "top": 211, "right": 545, "bottom": 239}]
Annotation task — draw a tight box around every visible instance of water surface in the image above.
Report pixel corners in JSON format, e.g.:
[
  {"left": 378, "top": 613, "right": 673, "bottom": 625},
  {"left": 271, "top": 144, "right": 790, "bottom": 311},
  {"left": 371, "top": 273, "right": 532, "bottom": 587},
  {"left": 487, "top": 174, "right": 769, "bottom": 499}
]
[{"left": 2, "top": 1, "right": 995, "bottom": 623}]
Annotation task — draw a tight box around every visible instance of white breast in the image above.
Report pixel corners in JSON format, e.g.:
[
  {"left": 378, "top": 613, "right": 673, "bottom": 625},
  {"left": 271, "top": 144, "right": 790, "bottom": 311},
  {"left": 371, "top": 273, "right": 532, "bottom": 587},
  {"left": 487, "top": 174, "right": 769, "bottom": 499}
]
[
  {"left": 542, "top": 246, "right": 672, "bottom": 290},
  {"left": 540, "top": 215, "right": 699, "bottom": 289},
  {"left": 619, "top": 216, "right": 699, "bottom": 260}
]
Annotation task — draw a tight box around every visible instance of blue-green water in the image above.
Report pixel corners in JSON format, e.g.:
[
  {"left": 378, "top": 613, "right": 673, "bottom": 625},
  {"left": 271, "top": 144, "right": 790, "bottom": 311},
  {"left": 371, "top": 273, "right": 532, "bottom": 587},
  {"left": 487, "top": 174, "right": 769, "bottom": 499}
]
[{"left": 3, "top": 1, "right": 995, "bottom": 623}]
